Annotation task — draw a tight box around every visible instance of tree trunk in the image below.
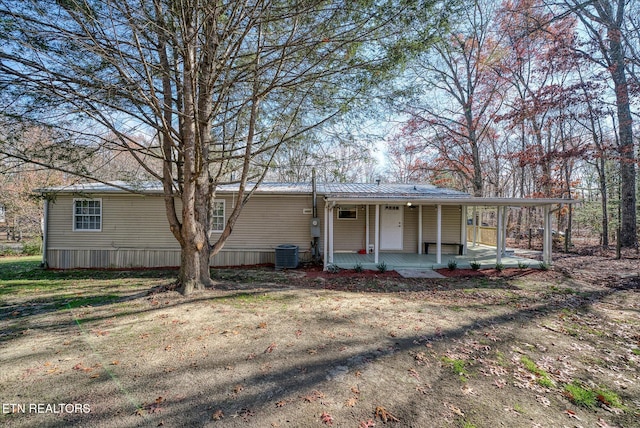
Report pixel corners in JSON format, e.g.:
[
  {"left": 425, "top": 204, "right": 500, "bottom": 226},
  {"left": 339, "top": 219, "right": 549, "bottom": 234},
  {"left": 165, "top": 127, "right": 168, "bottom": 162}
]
[
  {"left": 610, "top": 33, "right": 637, "bottom": 247},
  {"left": 598, "top": 158, "right": 609, "bottom": 247},
  {"left": 178, "top": 240, "right": 212, "bottom": 295},
  {"left": 174, "top": 9, "right": 214, "bottom": 296}
]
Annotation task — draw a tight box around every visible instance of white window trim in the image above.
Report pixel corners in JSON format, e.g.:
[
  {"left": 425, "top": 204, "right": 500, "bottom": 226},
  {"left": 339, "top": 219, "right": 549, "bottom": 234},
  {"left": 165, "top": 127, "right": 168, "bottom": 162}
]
[
  {"left": 210, "top": 199, "right": 225, "bottom": 233},
  {"left": 337, "top": 205, "right": 358, "bottom": 220},
  {"left": 73, "top": 198, "right": 102, "bottom": 232}
]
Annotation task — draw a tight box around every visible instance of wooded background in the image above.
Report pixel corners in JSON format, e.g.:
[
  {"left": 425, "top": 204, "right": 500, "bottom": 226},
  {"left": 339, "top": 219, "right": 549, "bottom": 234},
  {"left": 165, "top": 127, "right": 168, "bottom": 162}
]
[{"left": 1, "top": 0, "right": 638, "bottom": 253}]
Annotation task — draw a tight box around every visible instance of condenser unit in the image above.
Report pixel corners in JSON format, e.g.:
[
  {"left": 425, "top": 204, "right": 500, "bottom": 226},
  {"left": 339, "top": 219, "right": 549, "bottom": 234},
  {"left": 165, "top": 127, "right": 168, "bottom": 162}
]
[{"left": 275, "top": 244, "right": 299, "bottom": 269}]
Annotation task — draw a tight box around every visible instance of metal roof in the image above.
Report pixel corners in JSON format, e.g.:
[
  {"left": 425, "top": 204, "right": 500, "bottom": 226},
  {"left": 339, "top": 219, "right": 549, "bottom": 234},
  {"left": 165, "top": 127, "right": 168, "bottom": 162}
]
[
  {"left": 320, "top": 182, "right": 469, "bottom": 199},
  {"left": 36, "top": 181, "right": 575, "bottom": 206},
  {"left": 36, "top": 181, "right": 468, "bottom": 197}
]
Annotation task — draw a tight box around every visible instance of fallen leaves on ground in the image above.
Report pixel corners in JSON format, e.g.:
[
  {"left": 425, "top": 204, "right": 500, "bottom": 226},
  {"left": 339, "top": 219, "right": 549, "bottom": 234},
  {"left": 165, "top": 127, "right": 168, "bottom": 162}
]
[
  {"left": 407, "top": 367, "right": 420, "bottom": 380},
  {"left": 275, "top": 399, "right": 290, "bottom": 408},
  {"left": 301, "top": 390, "right": 325, "bottom": 403},
  {"left": 565, "top": 409, "right": 581, "bottom": 420},
  {"left": 211, "top": 409, "right": 224, "bottom": 420},
  {"left": 320, "top": 411, "right": 334, "bottom": 425},
  {"left": 444, "top": 402, "right": 464, "bottom": 417},
  {"left": 136, "top": 397, "right": 165, "bottom": 415},
  {"left": 345, "top": 396, "right": 358, "bottom": 407},
  {"left": 374, "top": 406, "right": 399, "bottom": 423},
  {"left": 234, "top": 408, "right": 254, "bottom": 422}
]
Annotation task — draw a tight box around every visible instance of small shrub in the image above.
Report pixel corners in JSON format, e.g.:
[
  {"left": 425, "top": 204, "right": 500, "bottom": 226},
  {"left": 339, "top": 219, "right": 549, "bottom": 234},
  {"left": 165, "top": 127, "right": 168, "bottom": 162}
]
[
  {"left": 0, "top": 247, "right": 16, "bottom": 256},
  {"left": 376, "top": 261, "right": 387, "bottom": 273},
  {"left": 447, "top": 259, "right": 457, "bottom": 270},
  {"left": 539, "top": 262, "right": 549, "bottom": 271},
  {"left": 495, "top": 262, "right": 504, "bottom": 272},
  {"left": 22, "top": 239, "right": 42, "bottom": 256},
  {"left": 354, "top": 263, "right": 364, "bottom": 273},
  {"left": 517, "top": 261, "right": 529, "bottom": 269},
  {"left": 470, "top": 260, "right": 481, "bottom": 270}
]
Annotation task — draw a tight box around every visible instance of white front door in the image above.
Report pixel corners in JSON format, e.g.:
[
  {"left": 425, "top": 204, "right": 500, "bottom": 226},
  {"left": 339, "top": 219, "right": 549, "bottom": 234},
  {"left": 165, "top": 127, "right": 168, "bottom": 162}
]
[{"left": 380, "top": 205, "right": 403, "bottom": 250}]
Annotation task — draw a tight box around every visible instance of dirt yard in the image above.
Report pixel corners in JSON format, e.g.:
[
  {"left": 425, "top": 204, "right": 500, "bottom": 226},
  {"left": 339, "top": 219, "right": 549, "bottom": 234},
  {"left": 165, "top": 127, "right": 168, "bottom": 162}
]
[{"left": 1, "top": 251, "right": 639, "bottom": 427}]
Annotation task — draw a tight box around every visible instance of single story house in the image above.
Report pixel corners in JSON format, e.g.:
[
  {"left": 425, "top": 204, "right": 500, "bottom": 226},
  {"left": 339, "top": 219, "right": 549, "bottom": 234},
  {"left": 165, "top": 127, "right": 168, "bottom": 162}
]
[{"left": 37, "top": 181, "right": 574, "bottom": 270}]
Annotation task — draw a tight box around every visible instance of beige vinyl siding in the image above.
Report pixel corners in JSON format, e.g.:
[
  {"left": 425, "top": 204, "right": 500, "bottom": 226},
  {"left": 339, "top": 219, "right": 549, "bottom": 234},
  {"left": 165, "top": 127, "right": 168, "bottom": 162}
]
[
  {"left": 422, "top": 205, "right": 462, "bottom": 254},
  {"left": 46, "top": 193, "right": 322, "bottom": 268},
  {"left": 337, "top": 204, "right": 460, "bottom": 254},
  {"left": 219, "top": 194, "right": 318, "bottom": 251},
  {"left": 333, "top": 205, "right": 367, "bottom": 252},
  {"left": 48, "top": 195, "right": 178, "bottom": 250},
  {"left": 403, "top": 207, "right": 419, "bottom": 253}
]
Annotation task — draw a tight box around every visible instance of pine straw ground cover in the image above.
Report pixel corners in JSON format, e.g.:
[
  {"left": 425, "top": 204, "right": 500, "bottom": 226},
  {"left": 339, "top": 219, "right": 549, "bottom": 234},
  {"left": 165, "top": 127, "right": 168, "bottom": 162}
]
[{"left": 0, "top": 253, "right": 639, "bottom": 428}]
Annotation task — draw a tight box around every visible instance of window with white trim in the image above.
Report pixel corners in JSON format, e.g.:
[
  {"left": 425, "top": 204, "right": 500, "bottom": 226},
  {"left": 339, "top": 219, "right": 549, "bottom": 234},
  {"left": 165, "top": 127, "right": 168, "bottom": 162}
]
[
  {"left": 73, "top": 199, "right": 102, "bottom": 231},
  {"left": 211, "top": 200, "right": 225, "bottom": 232}
]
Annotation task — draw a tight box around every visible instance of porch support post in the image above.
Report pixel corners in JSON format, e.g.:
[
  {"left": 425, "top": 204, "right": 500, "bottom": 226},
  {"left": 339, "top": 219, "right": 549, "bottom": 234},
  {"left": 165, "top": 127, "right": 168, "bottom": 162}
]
[
  {"left": 418, "top": 205, "right": 423, "bottom": 254},
  {"left": 323, "top": 203, "right": 329, "bottom": 269},
  {"left": 328, "top": 205, "right": 334, "bottom": 264},
  {"left": 496, "top": 206, "right": 502, "bottom": 265},
  {"left": 366, "top": 205, "right": 370, "bottom": 254},
  {"left": 543, "top": 205, "right": 552, "bottom": 265},
  {"left": 436, "top": 204, "right": 442, "bottom": 264},
  {"left": 502, "top": 206, "right": 508, "bottom": 256},
  {"left": 472, "top": 206, "right": 477, "bottom": 247},
  {"left": 374, "top": 204, "right": 380, "bottom": 264},
  {"left": 461, "top": 205, "right": 467, "bottom": 255}
]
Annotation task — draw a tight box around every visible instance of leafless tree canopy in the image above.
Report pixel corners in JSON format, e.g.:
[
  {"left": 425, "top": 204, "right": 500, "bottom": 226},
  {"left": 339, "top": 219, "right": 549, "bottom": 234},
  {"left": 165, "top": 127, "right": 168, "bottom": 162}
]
[{"left": 0, "top": 0, "right": 447, "bottom": 293}]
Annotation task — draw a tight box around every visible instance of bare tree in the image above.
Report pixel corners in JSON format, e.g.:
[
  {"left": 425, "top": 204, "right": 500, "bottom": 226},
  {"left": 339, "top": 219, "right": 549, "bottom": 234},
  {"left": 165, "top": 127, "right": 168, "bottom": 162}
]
[
  {"left": 392, "top": 0, "right": 506, "bottom": 196},
  {"left": 0, "top": 0, "right": 447, "bottom": 294},
  {"left": 562, "top": 0, "right": 638, "bottom": 248}
]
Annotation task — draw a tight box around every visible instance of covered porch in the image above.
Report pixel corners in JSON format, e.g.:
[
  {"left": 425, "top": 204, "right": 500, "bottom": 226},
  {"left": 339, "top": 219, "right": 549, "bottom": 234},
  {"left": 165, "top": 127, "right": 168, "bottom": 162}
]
[
  {"left": 331, "top": 244, "right": 541, "bottom": 271},
  {"left": 321, "top": 187, "right": 575, "bottom": 272}
]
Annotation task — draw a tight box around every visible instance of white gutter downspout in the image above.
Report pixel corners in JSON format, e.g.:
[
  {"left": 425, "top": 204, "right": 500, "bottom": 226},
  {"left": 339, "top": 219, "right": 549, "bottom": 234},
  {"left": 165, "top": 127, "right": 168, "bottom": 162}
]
[
  {"left": 41, "top": 198, "right": 49, "bottom": 268},
  {"left": 323, "top": 203, "right": 329, "bottom": 270}
]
